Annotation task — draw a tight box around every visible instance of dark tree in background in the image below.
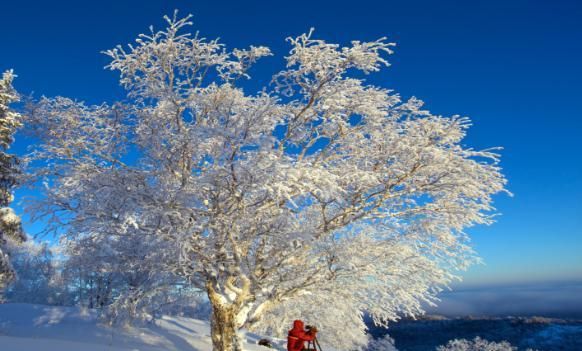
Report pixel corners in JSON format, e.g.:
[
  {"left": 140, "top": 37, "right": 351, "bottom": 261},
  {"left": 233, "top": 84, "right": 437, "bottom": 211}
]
[{"left": 0, "top": 70, "right": 25, "bottom": 299}]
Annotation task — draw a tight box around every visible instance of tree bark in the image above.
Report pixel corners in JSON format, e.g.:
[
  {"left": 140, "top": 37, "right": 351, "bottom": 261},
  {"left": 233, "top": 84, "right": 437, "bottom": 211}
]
[
  {"left": 210, "top": 303, "right": 239, "bottom": 351},
  {"left": 207, "top": 281, "right": 243, "bottom": 351}
]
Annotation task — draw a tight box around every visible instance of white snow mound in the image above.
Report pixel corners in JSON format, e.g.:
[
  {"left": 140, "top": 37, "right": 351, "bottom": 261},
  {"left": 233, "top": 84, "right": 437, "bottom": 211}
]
[{"left": 0, "top": 303, "right": 287, "bottom": 351}]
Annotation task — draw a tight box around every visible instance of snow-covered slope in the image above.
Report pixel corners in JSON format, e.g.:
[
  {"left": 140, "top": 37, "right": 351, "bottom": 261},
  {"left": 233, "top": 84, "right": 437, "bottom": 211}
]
[{"left": 0, "top": 303, "right": 287, "bottom": 351}]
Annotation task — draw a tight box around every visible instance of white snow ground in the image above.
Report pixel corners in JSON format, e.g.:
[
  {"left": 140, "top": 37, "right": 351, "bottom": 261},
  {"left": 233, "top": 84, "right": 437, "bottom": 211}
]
[{"left": 0, "top": 303, "right": 291, "bottom": 351}]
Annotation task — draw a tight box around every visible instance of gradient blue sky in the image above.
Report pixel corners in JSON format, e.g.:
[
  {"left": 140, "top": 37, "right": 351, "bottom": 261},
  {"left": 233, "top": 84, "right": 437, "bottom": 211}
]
[{"left": 2, "top": 0, "right": 581, "bottom": 289}]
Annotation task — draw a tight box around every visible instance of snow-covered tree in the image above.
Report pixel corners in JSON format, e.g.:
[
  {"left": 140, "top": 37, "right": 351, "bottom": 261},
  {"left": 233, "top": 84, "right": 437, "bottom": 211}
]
[
  {"left": 366, "top": 334, "right": 398, "bottom": 351},
  {"left": 0, "top": 70, "right": 25, "bottom": 299},
  {"left": 61, "top": 227, "right": 201, "bottom": 324},
  {"left": 5, "top": 240, "right": 65, "bottom": 305},
  {"left": 436, "top": 337, "right": 518, "bottom": 351},
  {"left": 24, "top": 13, "right": 507, "bottom": 351}
]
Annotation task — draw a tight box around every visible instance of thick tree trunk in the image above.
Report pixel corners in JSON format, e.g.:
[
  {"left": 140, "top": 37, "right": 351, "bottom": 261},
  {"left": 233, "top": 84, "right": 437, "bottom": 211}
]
[
  {"left": 210, "top": 303, "right": 240, "bottom": 351},
  {"left": 207, "top": 281, "right": 243, "bottom": 351}
]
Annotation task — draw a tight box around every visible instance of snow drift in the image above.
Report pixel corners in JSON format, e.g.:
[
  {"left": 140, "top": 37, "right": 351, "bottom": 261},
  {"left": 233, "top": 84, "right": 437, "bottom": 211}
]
[{"left": 0, "top": 303, "right": 293, "bottom": 351}]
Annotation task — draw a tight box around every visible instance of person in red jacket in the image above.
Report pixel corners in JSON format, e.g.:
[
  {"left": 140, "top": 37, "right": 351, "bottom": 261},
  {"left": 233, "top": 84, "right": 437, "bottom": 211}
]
[{"left": 287, "top": 319, "right": 317, "bottom": 351}]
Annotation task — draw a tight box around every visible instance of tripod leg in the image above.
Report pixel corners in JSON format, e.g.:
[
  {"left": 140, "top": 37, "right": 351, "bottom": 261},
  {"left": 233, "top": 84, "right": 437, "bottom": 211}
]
[{"left": 314, "top": 337, "right": 323, "bottom": 351}]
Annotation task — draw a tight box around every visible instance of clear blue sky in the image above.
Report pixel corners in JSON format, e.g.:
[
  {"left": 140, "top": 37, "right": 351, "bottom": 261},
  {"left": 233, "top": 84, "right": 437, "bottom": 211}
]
[{"left": 2, "top": 0, "right": 581, "bottom": 287}]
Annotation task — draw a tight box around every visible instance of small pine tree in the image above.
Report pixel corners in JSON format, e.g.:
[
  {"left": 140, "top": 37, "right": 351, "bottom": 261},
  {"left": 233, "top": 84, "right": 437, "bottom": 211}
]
[{"left": 0, "top": 70, "right": 25, "bottom": 299}]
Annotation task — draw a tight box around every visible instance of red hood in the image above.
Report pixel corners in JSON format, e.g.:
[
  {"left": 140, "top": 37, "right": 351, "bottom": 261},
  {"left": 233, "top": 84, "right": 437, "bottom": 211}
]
[{"left": 292, "top": 320, "right": 304, "bottom": 330}]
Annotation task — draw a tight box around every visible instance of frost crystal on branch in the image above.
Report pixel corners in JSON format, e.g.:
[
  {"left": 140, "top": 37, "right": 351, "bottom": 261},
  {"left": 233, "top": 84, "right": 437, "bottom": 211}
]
[{"left": 25, "top": 13, "right": 508, "bottom": 351}]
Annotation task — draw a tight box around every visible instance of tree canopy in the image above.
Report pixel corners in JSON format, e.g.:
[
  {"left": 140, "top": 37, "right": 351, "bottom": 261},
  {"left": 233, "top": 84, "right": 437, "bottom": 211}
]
[{"left": 24, "top": 13, "right": 507, "bottom": 351}]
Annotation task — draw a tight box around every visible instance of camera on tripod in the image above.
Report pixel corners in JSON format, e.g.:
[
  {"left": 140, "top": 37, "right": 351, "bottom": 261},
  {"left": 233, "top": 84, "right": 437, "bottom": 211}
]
[
  {"left": 304, "top": 325, "right": 321, "bottom": 350},
  {"left": 305, "top": 325, "right": 317, "bottom": 332}
]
